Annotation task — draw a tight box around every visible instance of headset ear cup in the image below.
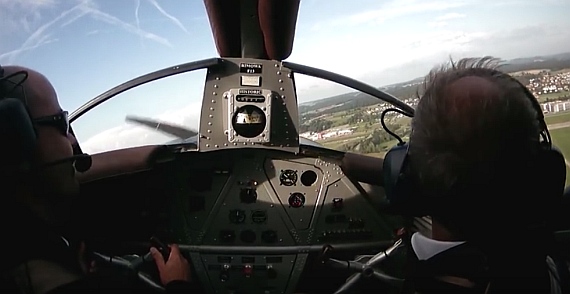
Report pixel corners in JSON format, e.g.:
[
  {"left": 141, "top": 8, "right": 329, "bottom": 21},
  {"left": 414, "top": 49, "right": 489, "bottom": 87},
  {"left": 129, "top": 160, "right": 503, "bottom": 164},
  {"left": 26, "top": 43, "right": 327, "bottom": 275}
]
[
  {"left": 0, "top": 98, "right": 36, "bottom": 172},
  {"left": 537, "top": 146, "right": 566, "bottom": 196},
  {"left": 383, "top": 143, "right": 426, "bottom": 216},
  {"left": 383, "top": 144, "right": 408, "bottom": 200},
  {"left": 535, "top": 146, "right": 567, "bottom": 222}
]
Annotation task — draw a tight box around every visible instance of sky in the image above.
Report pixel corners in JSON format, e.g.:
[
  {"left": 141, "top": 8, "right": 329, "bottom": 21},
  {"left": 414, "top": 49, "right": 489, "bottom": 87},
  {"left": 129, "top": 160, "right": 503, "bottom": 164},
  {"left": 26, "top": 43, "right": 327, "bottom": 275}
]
[{"left": 1, "top": 0, "right": 570, "bottom": 154}]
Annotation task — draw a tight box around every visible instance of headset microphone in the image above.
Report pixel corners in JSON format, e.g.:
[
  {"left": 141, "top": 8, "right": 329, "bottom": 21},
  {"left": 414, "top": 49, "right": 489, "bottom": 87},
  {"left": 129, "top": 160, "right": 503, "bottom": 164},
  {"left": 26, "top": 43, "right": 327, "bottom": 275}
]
[{"left": 42, "top": 153, "right": 92, "bottom": 173}]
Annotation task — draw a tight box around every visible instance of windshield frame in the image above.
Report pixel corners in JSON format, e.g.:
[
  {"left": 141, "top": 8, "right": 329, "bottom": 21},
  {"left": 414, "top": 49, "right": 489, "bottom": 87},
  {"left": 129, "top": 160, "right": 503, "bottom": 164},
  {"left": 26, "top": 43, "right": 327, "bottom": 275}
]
[
  {"left": 70, "top": 58, "right": 414, "bottom": 154},
  {"left": 69, "top": 58, "right": 221, "bottom": 122}
]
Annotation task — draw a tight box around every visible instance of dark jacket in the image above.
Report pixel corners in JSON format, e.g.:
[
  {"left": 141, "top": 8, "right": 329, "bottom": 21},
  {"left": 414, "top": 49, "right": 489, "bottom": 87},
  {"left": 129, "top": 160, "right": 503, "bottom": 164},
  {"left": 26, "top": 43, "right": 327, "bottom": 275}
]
[
  {"left": 404, "top": 238, "right": 555, "bottom": 294},
  {"left": 47, "top": 276, "right": 197, "bottom": 294},
  {"left": 1, "top": 203, "right": 198, "bottom": 293}
]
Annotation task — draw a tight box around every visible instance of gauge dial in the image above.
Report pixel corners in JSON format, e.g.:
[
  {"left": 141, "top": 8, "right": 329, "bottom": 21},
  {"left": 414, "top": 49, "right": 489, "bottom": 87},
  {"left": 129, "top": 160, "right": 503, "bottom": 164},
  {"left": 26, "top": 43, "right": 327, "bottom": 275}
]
[
  {"left": 279, "top": 169, "right": 298, "bottom": 186},
  {"left": 288, "top": 192, "right": 305, "bottom": 208},
  {"left": 229, "top": 209, "right": 246, "bottom": 223}
]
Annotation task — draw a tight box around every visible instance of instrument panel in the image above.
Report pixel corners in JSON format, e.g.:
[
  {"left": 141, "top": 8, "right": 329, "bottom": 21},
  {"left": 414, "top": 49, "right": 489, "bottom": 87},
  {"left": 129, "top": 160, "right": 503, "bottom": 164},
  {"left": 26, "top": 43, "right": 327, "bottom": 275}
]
[
  {"left": 76, "top": 56, "right": 404, "bottom": 293},
  {"left": 158, "top": 148, "right": 398, "bottom": 293}
]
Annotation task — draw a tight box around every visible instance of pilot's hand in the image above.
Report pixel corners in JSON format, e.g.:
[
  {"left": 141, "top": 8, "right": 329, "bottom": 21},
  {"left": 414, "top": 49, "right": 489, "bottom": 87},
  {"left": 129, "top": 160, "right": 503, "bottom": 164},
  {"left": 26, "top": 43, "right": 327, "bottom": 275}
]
[
  {"left": 77, "top": 241, "right": 97, "bottom": 274},
  {"left": 150, "top": 244, "right": 191, "bottom": 285}
]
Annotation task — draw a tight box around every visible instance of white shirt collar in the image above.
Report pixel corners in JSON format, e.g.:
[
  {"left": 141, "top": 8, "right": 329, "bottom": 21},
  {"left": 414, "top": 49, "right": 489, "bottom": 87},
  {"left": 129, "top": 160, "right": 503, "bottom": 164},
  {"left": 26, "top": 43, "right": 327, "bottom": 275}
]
[
  {"left": 411, "top": 232, "right": 465, "bottom": 260},
  {"left": 60, "top": 236, "right": 70, "bottom": 247}
]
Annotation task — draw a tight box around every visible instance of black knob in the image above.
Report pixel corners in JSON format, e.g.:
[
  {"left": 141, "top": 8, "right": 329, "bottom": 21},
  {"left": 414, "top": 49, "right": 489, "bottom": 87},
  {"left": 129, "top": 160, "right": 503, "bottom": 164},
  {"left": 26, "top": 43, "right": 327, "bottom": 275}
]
[{"left": 240, "top": 188, "right": 257, "bottom": 203}]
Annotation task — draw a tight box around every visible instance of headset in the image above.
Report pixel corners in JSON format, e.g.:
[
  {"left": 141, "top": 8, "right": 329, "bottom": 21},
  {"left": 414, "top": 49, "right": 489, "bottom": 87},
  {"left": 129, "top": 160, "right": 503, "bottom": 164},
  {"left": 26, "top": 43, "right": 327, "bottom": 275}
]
[{"left": 0, "top": 64, "right": 92, "bottom": 175}]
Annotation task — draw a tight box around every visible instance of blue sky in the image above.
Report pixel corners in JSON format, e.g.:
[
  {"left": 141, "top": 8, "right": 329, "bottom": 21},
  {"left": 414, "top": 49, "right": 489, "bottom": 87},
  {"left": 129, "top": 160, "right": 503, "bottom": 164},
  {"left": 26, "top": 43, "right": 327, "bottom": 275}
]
[{"left": 1, "top": 0, "right": 569, "bottom": 153}]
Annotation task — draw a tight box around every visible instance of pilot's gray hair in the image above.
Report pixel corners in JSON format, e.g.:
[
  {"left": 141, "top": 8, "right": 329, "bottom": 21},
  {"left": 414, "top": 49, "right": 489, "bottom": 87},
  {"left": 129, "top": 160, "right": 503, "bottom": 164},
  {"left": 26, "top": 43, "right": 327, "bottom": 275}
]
[{"left": 408, "top": 56, "right": 541, "bottom": 236}]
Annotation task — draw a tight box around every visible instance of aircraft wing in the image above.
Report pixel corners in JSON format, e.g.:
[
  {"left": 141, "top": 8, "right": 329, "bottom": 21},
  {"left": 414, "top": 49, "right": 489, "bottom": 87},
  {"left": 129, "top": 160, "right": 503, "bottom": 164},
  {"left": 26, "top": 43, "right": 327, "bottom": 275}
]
[{"left": 125, "top": 115, "right": 197, "bottom": 139}]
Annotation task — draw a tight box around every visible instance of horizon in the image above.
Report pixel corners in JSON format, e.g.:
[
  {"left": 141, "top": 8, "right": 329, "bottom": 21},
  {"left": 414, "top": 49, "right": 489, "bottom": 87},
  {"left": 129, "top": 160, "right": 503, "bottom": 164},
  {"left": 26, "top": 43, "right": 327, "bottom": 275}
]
[
  {"left": 299, "top": 51, "right": 570, "bottom": 106},
  {"left": 2, "top": 0, "right": 570, "bottom": 153}
]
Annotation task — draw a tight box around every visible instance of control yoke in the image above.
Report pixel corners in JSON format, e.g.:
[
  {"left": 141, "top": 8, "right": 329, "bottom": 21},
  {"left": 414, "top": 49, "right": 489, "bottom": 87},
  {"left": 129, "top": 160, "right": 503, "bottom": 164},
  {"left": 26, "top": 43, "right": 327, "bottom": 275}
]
[{"left": 321, "top": 238, "right": 405, "bottom": 294}]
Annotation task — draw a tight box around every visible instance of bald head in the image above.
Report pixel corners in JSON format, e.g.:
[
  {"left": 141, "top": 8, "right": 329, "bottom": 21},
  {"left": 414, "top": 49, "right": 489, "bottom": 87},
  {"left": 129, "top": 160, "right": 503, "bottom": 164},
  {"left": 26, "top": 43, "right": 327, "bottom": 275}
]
[
  {"left": 2, "top": 65, "right": 61, "bottom": 119},
  {"left": 409, "top": 57, "right": 539, "bottom": 169},
  {"left": 1, "top": 65, "right": 80, "bottom": 204}
]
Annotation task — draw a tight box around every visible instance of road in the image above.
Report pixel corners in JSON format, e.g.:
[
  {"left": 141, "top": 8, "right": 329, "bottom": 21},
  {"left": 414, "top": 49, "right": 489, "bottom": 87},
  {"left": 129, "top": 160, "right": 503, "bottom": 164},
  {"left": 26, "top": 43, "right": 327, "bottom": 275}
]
[{"left": 548, "top": 121, "right": 570, "bottom": 130}]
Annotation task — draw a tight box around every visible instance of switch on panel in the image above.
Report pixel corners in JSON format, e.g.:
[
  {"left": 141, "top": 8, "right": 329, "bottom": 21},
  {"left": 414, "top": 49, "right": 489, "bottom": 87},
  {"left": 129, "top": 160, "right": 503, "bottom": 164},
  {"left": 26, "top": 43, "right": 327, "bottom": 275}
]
[
  {"left": 220, "top": 264, "right": 230, "bottom": 282},
  {"left": 240, "top": 188, "right": 257, "bottom": 203},
  {"left": 220, "top": 230, "right": 236, "bottom": 243},
  {"left": 266, "top": 265, "right": 277, "bottom": 279},
  {"left": 332, "top": 198, "right": 343, "bottom": 209}
]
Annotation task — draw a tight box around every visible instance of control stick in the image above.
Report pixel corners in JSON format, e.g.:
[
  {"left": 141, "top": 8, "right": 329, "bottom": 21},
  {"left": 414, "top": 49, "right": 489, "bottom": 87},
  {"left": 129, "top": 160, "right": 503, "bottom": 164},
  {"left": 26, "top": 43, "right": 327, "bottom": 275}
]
[{"left": 321, "top": 238, "right": 405, "bottom": 294}]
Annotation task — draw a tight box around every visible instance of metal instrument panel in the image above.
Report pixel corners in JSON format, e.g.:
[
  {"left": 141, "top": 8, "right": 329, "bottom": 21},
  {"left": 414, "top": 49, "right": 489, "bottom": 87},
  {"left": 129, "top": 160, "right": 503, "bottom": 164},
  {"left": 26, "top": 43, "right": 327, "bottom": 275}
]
[{"left": 168, "top": 148, "right": 397, "bottom": 293}]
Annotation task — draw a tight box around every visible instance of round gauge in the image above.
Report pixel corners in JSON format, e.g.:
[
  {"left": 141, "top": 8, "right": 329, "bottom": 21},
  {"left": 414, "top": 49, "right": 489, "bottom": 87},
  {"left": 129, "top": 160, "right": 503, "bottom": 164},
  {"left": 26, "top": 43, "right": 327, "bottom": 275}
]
[
  {"left": 279, "top": 169, "right": 297, "bottom": 186},
  {"left": 231, "top": 105, "right": 266, "bottom": 138},
  {"left": 288, "top": 192, "right": 305, "bottom": 208},
  {"left": 229, "top": 209, "right": 246, "bottom": 223}
]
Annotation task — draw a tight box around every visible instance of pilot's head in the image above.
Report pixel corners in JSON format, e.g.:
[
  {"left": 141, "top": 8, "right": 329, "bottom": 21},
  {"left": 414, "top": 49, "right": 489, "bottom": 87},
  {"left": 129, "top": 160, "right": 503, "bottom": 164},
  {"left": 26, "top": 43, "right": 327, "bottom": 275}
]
[
  {"left": 407, "top": 57, "right": 541, "bottom": 239},
  {"left": 1, "top": 66, "right": 80, "bottom": 204}
]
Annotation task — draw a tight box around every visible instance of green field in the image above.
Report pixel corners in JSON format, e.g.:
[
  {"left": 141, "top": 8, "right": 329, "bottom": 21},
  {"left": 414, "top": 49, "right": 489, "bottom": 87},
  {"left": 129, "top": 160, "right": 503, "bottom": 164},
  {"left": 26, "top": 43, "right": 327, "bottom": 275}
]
[{"left": 546, "top": 112, "right": 570, "bottom": 125}]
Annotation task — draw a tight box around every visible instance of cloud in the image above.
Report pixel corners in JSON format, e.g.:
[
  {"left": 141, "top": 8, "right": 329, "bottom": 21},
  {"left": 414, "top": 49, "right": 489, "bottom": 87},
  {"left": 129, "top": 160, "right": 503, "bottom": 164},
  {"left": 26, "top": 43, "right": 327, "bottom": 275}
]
[
  {"left": 428, "top": 21, "right": 449, "bottom": 28},
  {"left": 349, "top": 0, "right": 467, "bottom": 25},
  {"left": 79, "top": 3, "right": 172, "bottom": 47},
  {"left": 436, "top": 12, "right": 465, "bottom": 21},
  {"left": 81, "top": 101, "right": 201, "bottom": 154},
  {"left": 290, "top": 22, "right": 570, "bottom": 101},
  {"left": 0, "top": 0, "right": 57, "bottom": 35},
  {"left": 311, "top": 0, "right": 470, "bottom": 30},
  {"left": 428, "top": 12, "right": 466, "bottom": 28},
  {"left": 291, "top": 29, "right": 489, "bottom": 95},
  {"left": 0, "top": 0, "right": 171, "bottom": 64},
  {"left": 147, "top": 0, "right": 190, "bottom": 35},
  {"left": 1, "top": 2, "right": 83, "bottom": 63},
  {"left": 0, "top": 37, "right": 59, "bottom": 62},
  {"left": 135, "top": 0, "right": 141, "bottom": 30}
]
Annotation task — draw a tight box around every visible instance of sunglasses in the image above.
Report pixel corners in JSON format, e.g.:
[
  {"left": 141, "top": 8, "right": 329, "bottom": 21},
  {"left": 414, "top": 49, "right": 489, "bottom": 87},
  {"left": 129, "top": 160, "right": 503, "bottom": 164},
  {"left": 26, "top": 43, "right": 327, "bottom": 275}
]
[{"left": 33, "top": 111, "right": 70, "bottom": 136}]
